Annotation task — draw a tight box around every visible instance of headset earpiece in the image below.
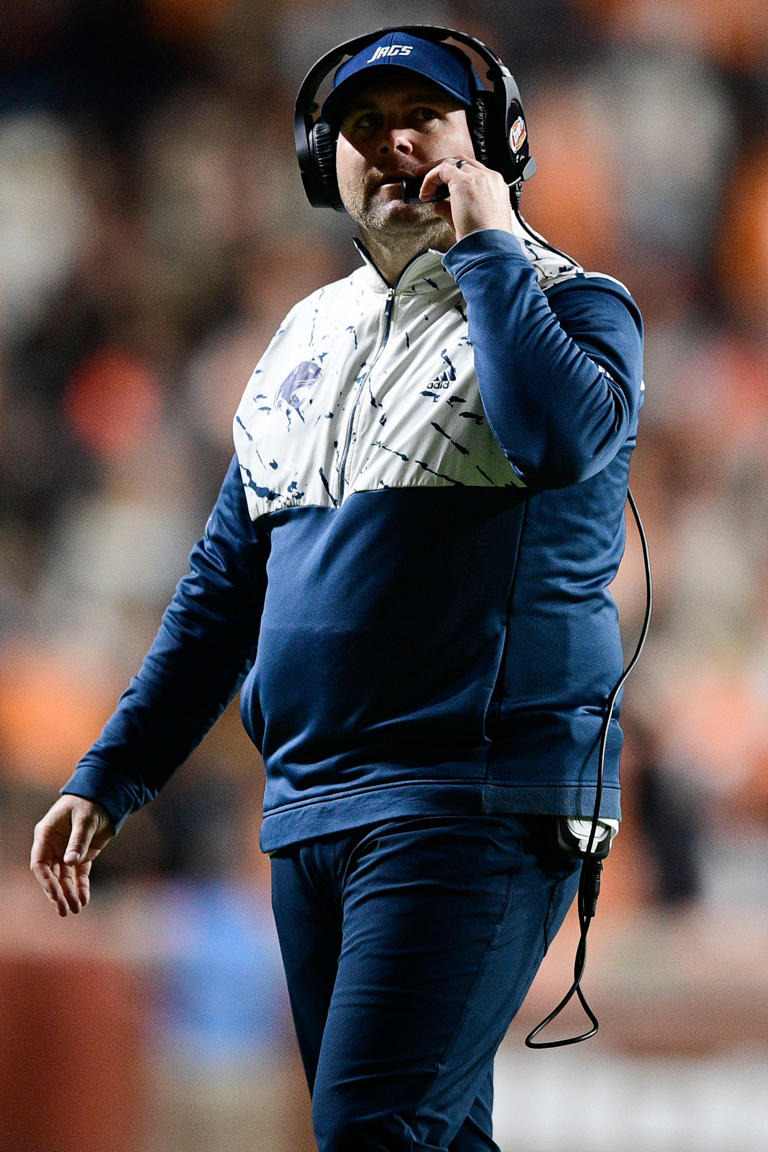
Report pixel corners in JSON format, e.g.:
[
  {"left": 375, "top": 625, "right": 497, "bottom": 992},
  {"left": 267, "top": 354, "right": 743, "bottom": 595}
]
[
  {"left": 470, "top": 87, "right": 531, "bottom": 194},
  {"left": 469, "top": 91, "right": 492, "bottom": 168},
  {"left": 309, "top": 120, "right": 343, "bottom": 211}
]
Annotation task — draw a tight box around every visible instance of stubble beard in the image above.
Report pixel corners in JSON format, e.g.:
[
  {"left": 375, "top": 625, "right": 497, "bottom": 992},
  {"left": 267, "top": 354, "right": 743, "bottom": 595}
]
[{"left": 345, "top": 181, "right": 455, "bottom": 270}]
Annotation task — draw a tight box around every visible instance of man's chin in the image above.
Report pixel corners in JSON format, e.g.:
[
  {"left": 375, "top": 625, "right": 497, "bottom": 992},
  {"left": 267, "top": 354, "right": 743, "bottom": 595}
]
[{"left": 362, "top": 192, "right": 443, "bottom": 233}]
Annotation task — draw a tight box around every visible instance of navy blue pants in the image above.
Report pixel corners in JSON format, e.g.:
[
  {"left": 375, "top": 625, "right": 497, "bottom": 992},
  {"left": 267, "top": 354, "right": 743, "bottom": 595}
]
[{"left": 270, "top": 815, "right": 580, "bottom": 1151}]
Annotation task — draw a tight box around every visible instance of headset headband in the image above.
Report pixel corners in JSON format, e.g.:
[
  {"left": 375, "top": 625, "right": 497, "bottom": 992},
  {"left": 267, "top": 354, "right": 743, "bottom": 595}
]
[{"left": 294, "top": 24, "right": 536, "bottom": 212}]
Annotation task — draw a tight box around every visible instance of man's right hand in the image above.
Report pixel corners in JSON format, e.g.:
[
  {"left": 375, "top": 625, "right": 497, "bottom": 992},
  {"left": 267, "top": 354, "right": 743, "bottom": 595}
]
[{"left": 30, "top": 796, "right": 115, "bottom": 917}]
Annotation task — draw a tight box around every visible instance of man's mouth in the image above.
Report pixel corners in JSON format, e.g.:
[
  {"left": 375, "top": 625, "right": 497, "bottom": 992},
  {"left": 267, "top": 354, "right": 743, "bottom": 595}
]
[{"left": 376, "top": 172, "right": 418, "bottom": 194}]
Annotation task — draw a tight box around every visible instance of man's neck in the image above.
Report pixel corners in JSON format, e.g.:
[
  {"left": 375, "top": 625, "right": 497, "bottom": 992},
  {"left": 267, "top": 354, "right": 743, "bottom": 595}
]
[{"left": 359, "top": 225, "right": 453, "bottom": 286}]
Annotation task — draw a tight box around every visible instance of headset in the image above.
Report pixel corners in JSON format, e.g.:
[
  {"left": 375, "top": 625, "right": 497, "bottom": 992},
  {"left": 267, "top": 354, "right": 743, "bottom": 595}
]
[{"left": 294, "top": 24, "right": 538, "bottom": 212}]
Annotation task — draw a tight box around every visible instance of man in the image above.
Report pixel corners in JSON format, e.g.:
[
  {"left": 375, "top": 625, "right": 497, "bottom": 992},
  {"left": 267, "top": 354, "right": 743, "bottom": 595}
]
[{"left": 31, "top": 27, "right": 644, "bottom": 1152}]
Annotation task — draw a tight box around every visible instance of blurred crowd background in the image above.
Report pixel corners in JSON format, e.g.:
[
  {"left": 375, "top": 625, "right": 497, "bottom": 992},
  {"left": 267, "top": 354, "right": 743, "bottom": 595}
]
[{"left": 1, "top": 1, "right": 767, "bottom": 1150}]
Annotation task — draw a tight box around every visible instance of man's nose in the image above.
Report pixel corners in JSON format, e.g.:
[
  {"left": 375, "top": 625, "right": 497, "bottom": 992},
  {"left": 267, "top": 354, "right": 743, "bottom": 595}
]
[{"left": 378, "top": 124, "right": 414, "bottom": 155}]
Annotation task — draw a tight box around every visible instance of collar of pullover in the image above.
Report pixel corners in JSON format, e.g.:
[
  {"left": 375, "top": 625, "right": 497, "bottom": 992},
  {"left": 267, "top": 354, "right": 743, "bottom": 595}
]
[
  {"left": 353, "top": 213, "right": 584, "bottom": 299},
  {"left": 354, "top": 238, "right": 457, "bottom": 296}
]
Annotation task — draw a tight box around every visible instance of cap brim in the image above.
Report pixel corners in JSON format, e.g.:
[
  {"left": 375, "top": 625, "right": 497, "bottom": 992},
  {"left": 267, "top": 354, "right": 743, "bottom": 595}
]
[{"left": 321, "top": 63, "right": 472, "bottom": 129}]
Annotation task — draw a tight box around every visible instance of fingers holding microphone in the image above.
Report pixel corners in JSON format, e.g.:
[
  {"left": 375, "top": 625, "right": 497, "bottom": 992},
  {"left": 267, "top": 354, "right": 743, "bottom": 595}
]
[{"left": 419, "top": 156, "right": 514, "bottom": 241}]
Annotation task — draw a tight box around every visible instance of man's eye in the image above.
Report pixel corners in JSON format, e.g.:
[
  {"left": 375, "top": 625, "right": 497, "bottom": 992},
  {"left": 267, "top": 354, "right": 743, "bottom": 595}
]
[
  {"left": 413, "top": 107, "right": 440, "bottom": 122},
  {"left": 355, "top": 111, "right": 385, "bottom": 131}
]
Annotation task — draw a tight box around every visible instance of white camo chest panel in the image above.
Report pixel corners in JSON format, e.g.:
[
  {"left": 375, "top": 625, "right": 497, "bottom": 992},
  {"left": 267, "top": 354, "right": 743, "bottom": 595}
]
[{"left": 233, "top": 257, "right": 524, "bottom": 523}]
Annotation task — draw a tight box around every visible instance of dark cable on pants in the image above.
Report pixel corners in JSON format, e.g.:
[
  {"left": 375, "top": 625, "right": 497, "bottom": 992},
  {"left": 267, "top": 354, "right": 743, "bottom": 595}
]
[{"left": 525, "top": 487, "right": 653, "bottom": 1048}]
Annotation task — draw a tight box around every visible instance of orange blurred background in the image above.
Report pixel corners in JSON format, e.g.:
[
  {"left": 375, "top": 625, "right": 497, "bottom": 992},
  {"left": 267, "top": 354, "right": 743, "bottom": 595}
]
[{"left": 1, "top": 2, "right": 767, "bottom": 1149}]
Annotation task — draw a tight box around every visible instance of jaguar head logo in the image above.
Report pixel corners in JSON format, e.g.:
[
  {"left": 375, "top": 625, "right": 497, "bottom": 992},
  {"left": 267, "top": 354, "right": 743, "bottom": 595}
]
[{"left": 274, "top": 361, "right": 322, "bottom": 416}]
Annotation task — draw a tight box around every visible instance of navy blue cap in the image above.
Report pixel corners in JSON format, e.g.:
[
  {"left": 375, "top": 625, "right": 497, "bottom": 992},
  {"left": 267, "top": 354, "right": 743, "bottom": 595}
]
[{"left": 321, "top": 32, "right": 478, "bottom": 128}]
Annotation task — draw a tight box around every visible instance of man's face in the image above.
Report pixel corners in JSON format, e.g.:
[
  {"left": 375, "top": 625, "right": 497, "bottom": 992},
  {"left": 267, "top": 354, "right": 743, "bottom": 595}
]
[{"left": 334, "top": 73, "right": 474, "bottom": 250}]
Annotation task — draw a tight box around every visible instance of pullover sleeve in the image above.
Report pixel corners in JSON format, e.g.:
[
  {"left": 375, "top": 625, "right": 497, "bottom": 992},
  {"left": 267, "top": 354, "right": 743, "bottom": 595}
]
[
  {"left": 61, "top": 455, "right": 269, "bottom": 830},
  {"left": 442, "top": 229, "right": 644, "bottom": 488}
]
